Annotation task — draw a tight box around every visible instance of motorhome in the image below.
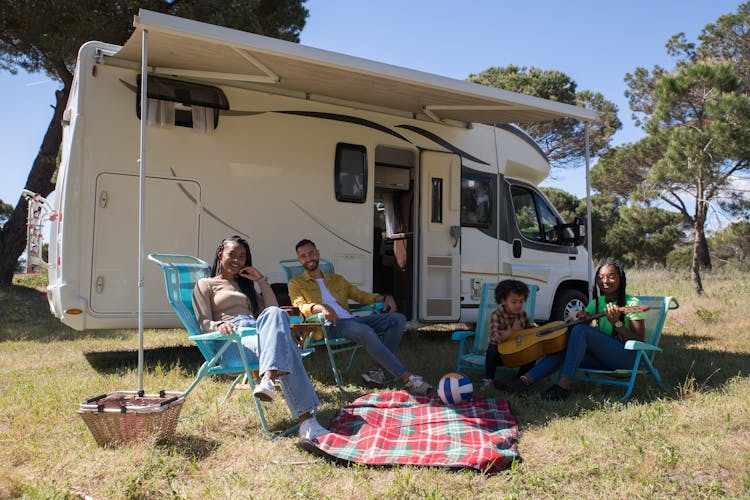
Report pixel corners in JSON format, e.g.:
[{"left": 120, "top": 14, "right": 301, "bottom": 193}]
[{"left": 30, "top": 10, "right": 596, "bottom": 331}]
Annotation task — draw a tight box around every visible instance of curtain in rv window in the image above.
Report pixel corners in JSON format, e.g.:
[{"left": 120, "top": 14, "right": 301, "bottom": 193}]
[
  {"left": 460, "top": 173, "right": 493, "bottom": 228},
  {"left": 136, "top": 75, "right": 228, "bottom": 131}
]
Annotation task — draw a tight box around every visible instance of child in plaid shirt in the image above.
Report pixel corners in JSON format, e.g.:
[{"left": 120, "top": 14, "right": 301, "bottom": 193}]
[{"left": 480, "top": 280, "right": 534, "bottom": 390}]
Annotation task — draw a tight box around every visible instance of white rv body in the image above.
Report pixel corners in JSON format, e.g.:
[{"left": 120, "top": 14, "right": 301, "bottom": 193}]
[{"left": 45, "top": 10, "right": 594, "bottom": 331}]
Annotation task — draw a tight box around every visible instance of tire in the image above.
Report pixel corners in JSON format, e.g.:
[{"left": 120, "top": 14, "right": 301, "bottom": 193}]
[{"left": 550, "top": 289, "right": 587, "bottom": 321}]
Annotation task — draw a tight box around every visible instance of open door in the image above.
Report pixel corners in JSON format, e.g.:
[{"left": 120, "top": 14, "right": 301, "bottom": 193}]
[{"left": 419, "top": 151, "right": 461, "bottom": 321}]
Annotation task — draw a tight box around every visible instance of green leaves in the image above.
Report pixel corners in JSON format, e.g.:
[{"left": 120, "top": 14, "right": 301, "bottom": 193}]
[{"left": 468, "top": 65, "right": 621, "bottom": 168}]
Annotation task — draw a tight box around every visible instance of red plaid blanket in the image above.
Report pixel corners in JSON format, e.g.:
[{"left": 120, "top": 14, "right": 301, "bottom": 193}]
[{"left": 310, "top": 391, "right": 520, "bottom": 473}]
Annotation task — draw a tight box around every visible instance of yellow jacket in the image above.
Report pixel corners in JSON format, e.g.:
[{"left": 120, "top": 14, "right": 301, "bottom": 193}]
[{"left": 288, "top": 270, "right": 379, "bottom": 318}]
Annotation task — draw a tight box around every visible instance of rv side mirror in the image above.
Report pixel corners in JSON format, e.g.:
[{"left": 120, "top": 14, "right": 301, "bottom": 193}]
[{"left": 557, "top": 216, "right": 586, "bottom": 246}]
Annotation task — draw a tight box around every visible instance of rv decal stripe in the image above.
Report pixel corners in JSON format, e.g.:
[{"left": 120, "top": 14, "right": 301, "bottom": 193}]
[
  {"left": 170, "top": 168, "right": 250, "bottom": 240},
  {"left": 292, "top": 201, "right": 370, "bottom": 254},
  {"left": 394, "top": 124, "right": 490, "bottom": 165},
  {"left": 460, "top": 271, "right": 547, "bottom": 284},
  {"left": 276, "top": 111, "right": 412, "bottom": 143}
]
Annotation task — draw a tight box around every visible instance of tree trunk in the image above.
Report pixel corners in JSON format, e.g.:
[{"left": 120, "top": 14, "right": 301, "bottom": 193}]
[
  {"left": 691, "top": 223, "right": 705, "bottom": 295},
  {"left": 0, "top": 86, "right": 68, "bottom": 287},
  {"left": 696, "top": 223, "right": 712, "bottom": 269}
]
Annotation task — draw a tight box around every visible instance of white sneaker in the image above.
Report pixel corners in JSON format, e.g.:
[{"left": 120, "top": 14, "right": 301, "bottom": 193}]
[
  {"left": 361, "top": 368, "right": 386, "bottom": 387},
  {"left": 405, "top": 374, "right": 432, "bottom": 395},
  {"left": 298, "top": 417, "right": 329, "bottom": 440},
  {"left": 253, "top": 375, "right": 275, "bottom": 402}
]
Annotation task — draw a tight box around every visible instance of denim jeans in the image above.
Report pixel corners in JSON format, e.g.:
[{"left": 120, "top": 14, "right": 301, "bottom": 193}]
[
  {"left": 525, "top": 324, "right": 638, "bottom": 383},
  {"left": 326, "top": 312, "right": 407, "bottom": 379},
  {"left": 219, "top": 306, "right": 319, "bottom": 419}
]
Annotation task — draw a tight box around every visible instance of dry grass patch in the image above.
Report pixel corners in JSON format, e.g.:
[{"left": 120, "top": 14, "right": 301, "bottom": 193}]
[{"left": 1, "top": 268, "right": 750, "bottom": 498}]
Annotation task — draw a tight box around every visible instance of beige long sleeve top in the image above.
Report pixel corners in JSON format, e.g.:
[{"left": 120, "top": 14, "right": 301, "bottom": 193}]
[{"left": 192, "top": 276, "right": 278, "bottom": 332}]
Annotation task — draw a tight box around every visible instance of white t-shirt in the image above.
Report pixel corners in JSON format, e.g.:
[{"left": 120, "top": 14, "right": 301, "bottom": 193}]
[{"left": 315, "top": 278, "right": 353, "bottom": 319}]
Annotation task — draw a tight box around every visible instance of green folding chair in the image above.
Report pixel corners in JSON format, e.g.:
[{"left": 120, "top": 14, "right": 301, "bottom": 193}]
[
  {"left": 279, "top": 258, "right": 381, "bottom": 393},
  {"left": 149, "top": 253, "right": 313, "bottom": 437},
  {"left": 572, "top": 295, "right": 679, "bottom": 401},
  {"left": 452, "top": 282, "right": 538, "bottom": 375}
]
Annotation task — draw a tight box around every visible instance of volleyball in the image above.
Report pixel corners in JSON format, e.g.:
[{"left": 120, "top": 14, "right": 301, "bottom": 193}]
[{"left": 437, "top": 372, "right": 473, "bottom": 405}]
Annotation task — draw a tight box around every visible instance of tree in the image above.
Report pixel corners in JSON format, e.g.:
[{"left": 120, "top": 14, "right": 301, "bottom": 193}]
[
  {"left": 540, "top": 187, "right": 580, "bottom": 223},
  {"left": 697, "top": 2, "right": 750, "bottom": 93},
  {"left": 597, "top": 3, "right": 750, "bottom": 294},
  {"left": 468, "top": 65, "right": 621, "bottom": 168},
  {"left": 602, "top": 204, "right": 683, "bottom": 267},
  {"left": 711, "top": 220, "right": 750, "bottom": 267},
  {"left": 0, "top": 199, "right": 12, "bottom": 228},
  {"left": 0, "top": 0, "right": 308, "bottom": 286}
]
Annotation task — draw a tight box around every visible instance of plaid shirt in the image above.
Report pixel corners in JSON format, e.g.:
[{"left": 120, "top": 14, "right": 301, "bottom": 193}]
[{"left": 489, "top": 306, "right": 533, "bottom": 345}]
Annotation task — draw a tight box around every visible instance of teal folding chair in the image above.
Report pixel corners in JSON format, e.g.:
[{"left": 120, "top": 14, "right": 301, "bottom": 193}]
[
  {"left": 149, "top": 253, "right": 312, "bottom": 437},
  {"left": 572, "top": 295, "right": 679, "bottom": 401},
  {"left": 452, "top": 282, "right": 538, "bottom": 375},
  {"left": 279, "top": 258, "right": 381, "bottom": 393}
]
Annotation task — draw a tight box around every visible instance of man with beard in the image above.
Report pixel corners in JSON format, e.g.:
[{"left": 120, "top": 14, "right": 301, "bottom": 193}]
[{"left": 288, "top": 239, "right": 432, "bottom": 394}]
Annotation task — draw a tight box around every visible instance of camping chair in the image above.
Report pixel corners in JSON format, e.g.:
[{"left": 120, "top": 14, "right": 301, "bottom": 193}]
[
  {"left": 452, "top": 282, "right": 538, "bottom": 376},
  {"left": 279, "top": 258, "right": 381, "bottom": 393},
  {"left": 572, "top": 295, "right": 679, "bottom": 401},
  {"left": 149, "top": 253, "right": 313, "bottom": 437}
]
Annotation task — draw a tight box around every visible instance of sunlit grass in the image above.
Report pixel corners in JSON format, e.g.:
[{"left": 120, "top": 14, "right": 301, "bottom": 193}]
[{"left": 1, "top": 268, "right": 749, "bottom": 498}]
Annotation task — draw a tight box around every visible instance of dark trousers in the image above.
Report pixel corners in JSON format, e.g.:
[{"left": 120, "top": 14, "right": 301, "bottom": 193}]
[{"left": 485, "top": 344, "right": 534, "bottom": 379}]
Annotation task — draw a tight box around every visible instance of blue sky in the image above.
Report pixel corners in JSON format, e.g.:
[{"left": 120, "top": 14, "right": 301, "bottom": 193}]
[{"left": 1, "top": 0, "right": 744, "bottom": 211}]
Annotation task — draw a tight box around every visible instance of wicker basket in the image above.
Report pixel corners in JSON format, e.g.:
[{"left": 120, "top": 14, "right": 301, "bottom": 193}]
[{"left": 78, "top": 390, "right": 184, "bottom": 447}]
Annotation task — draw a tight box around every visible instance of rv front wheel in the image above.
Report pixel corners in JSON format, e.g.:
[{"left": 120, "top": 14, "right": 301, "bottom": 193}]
[{"left": 550, "top": 289, "right": 587, "bottom": 322}]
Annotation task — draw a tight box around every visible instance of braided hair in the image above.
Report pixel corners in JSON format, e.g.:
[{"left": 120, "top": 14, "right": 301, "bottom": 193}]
[
  {"left": 593, "top": 261, "right": 627, "bottom": 319},
  {"left": 212, "top": 235, "right": 260, "bottom": 315}
]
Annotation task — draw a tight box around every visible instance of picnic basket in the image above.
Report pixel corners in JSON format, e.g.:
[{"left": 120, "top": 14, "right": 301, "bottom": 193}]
[{"left": 78, "top": 390, "right": 184, "bottom": 446}]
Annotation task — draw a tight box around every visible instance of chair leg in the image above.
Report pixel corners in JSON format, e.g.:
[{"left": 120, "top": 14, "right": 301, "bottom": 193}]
[
  {"left": 343, "top": 346, "right": 359, "bottom": 375},
  {"left": 325, "top": 344, "right": 348, "bottom": 394}
]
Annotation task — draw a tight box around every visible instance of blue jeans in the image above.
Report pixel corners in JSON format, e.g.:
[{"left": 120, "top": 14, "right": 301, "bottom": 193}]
[
  {"left": 219, "top": 306, "right": 319, "bottom": 419},
  {"left": 326, "top": 312, "right": 407, "bottom": 379},
  {"left": 525, "top": 324, "right": 638, "bottom": 383}
]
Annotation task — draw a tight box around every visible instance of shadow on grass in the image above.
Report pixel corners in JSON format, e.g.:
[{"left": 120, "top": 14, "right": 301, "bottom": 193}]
[
  {"left": 83, "top": 345, "right": 205, "bottom": 373},
  {"left": 157, "top": 435, "right": 221, "bottom": 461},
  {"left": 61, "top": 305, "right": 750, "bottom": 430},
  {"left": 0, "top": 284, "right": 144, "bottom": 343}
]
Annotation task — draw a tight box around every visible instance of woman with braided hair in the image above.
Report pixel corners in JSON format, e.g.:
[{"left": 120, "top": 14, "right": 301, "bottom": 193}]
[
  {"left": 192, "top": 235, "right": 328, "bottom": 440},
  {"left": 500, "top": 262, "right": 646, "bottom": 401}
]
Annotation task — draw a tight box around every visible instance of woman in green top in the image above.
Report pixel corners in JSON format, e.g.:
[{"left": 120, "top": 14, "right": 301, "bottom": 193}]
[{"left": 501, "top": 262, "right": 646, "bottom": 401}]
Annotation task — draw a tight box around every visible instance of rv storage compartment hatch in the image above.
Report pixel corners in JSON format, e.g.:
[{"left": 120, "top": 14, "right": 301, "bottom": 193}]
[{"left": 375, "top": 167, "right": 410, "bottom": 190}]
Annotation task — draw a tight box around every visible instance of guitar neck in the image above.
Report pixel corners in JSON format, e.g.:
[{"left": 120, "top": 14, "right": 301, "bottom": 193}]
[{"left": 537, "top": 305, "right": 646, "bottom": 336}]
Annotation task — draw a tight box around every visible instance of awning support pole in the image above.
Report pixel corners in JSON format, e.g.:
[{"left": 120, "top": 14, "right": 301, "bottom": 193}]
[
  {"left": 137, "top": 28, "right": 149, "bottom": 394},
  {"left": 584, "top": 121, "right": 593, "bottom": 300}
]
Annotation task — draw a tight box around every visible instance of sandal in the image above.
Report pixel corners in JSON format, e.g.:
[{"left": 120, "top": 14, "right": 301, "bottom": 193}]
[{"left": 541, "top": 384, "right": 571, "bottom": 401}]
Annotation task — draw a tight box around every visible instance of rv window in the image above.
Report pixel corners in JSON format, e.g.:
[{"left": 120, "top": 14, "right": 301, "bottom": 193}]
[
  {"left": 136, "top": 75, "right": 228, "bottom": 130},
  {"left": 461, "top": 173, "right": 492, "bottom": 228},
  {"left": 511, "top": 185, "right": 562, "bottom": 244},
  {"left": 335, "top": 143, "right": 368, "bottom": 203},
  {"left": 431, "top": 178, "right": 443, "bottom": 223}
]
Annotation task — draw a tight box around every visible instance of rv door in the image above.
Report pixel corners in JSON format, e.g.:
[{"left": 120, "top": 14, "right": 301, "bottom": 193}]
[{"left": 419, "top": 151, "right": 461, "bottom": 321}]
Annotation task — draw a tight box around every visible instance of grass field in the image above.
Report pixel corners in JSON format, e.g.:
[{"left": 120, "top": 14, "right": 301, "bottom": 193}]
[{"left": 1, "top": 268, "right": 749, "bottom": 498}]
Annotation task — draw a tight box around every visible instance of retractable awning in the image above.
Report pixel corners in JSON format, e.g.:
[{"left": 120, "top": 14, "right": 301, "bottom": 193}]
[{"left": 108, "top": 9, "right": 597, "bottom": 126}]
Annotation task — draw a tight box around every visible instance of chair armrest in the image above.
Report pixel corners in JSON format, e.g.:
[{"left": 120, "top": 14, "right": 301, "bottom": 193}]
[
  {"left": 624, "top": 340, "right": 662, "bottom": 352},
  {"left": 351, "top": 301, "right": 384, "bottom": 314},
  {"left": 188, "top": 327, "right": 257, "bottom": 342},
  {"left": 305, "top": 312, "right": 325, "bottom": 323},
  {"left": 451, "top": 330, "right": 475, "bottom": 341}
]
